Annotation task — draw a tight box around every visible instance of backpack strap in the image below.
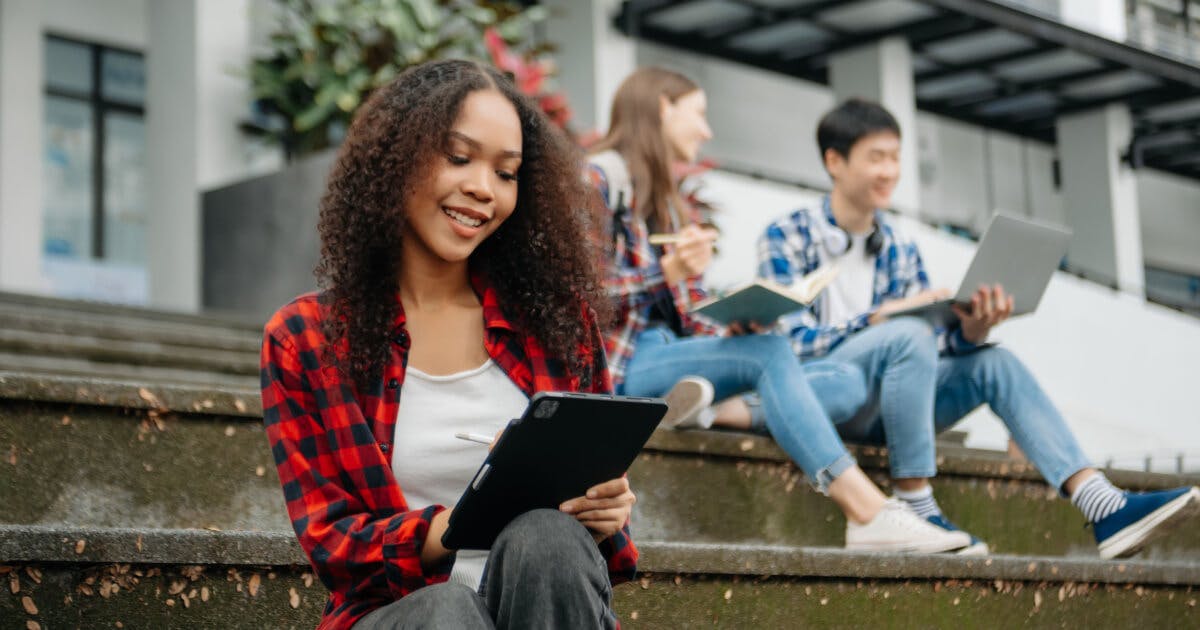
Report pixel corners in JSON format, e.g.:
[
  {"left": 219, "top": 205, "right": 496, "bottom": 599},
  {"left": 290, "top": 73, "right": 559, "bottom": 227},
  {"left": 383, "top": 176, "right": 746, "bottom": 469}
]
[{"left": 588, "top": 150, "right": 634, "bottom": 217}]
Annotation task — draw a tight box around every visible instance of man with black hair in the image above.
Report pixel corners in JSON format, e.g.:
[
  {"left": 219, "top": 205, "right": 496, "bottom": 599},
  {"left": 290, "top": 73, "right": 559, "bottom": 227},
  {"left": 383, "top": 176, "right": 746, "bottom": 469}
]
[{"left": 756, "top": 98, "right": 1198, "bottom": 559}]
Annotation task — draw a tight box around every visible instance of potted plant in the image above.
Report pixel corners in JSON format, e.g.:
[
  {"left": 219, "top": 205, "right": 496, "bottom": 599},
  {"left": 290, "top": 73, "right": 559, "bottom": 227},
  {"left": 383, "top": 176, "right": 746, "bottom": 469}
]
[
  {"left": 206, "top": 1, "right": 576, "bottom": 317},
  {"left": 244, "top": 0, "right": 570, "bottom": 160}
]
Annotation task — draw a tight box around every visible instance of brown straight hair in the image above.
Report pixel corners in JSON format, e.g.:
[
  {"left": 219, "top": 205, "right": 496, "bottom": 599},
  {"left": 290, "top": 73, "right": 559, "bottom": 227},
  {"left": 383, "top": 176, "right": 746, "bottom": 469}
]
[{"left": 589, "top": 67, "right": 700, "bottom": 231}]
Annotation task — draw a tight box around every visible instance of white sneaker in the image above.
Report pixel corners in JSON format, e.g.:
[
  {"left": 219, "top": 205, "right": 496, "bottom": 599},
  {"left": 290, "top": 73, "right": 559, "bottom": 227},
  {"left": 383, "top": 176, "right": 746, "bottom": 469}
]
[
  {"left": 659, "top": 376, "right": 715, "bottom": 429},
  {"left": 845, "top": 499, "right": 972, "bottom": 553}
]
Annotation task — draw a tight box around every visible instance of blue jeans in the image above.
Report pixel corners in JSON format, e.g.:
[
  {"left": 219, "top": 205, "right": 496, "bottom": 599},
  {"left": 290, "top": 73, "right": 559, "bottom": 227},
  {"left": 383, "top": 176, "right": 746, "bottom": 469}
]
[
  {"left": 619, "top": 326, "right": 859, "bottom": 493},
  {"left": 828, "top": 318, "right": 1092, "bottom": 490},
  {"left": 743, "top": 360, "right": 868, "bottom": 432}
]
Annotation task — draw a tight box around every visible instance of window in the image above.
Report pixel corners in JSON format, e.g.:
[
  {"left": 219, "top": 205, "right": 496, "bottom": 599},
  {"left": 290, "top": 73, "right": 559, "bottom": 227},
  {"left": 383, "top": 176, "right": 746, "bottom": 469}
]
[
  {"left": 43, "top": 35, "right": 146, "bottom": 266},
  {"left": 1128, "top": 0, "right": 1200, "bottom": 32}
]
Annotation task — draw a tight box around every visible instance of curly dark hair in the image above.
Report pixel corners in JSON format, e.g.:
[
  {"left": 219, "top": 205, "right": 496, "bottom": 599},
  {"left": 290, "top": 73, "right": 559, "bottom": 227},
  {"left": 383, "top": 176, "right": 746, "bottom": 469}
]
[{"left": 315, "top": 59, "right": 607, "bottom": 395}]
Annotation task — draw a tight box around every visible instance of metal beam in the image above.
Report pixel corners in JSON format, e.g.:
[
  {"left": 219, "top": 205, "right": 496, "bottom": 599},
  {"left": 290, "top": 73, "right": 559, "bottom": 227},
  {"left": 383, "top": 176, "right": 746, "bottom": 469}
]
[
  {"left": 915, "top": 42, "right": 1057, "bottom": 82},
  {"left": 1056, "top": 84, "right": 1197, "bottom": 117},
  {"left": 1012, "top": 63, "right": 1130, "bottom": 108},
  {"left": 617, "top": 19, "right": 827, "bottom": 83},
  {"left": 1136, "top": 116, "right": 1200, "bottom": 137},
  {"left": 615, "top": 0, "right": 1200, "bottom": 182},
  {"left": 802, "top": 13, "right": 978, "bottom": 62},
  {"left": 728, "top": 0, "right": 851, "bottom": 23},
  {"left": 917, "top": 99, "right": 1057, "bottom": 142},
  {"left": 623, "top": 0, "right": 848, "bottom": 42},
  {"left": 623, "top": 0, "right": 693, "bottom": 23},
  {"left": 918, "top": 62, "right": 1123, "bottom": 111},
  {"left": 616, "top": 0, "right": 691, "bottom": 38}
]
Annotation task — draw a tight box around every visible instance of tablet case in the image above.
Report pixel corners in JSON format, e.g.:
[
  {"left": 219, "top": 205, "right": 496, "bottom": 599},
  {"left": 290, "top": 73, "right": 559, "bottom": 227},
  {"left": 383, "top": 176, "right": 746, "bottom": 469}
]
[{"left": 441, "top": 391, "right": 667, "bottom": 551}]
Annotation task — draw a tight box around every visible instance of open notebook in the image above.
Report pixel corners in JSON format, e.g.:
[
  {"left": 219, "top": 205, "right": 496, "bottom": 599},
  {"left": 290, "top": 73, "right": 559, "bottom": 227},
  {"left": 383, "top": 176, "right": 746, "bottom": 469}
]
[{"left": 691, "top": 266, "right": 839, "bottom": 326}]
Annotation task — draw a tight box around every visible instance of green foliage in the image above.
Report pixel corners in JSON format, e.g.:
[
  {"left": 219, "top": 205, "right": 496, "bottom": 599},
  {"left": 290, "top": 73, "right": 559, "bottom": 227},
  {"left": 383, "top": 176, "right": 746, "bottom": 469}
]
[{"left": 247, "top": 0, "right": 551, "bottom": 158}]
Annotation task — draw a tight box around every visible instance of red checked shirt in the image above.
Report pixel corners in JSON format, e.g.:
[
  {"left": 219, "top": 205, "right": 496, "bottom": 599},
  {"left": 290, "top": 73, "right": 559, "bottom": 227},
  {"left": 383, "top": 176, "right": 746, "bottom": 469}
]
[
  {"left": 586, "top": 154, "right": 725, "bottom": 387},
  {"left": 260, "top": 274, "right": 638, "bottom": 630}
]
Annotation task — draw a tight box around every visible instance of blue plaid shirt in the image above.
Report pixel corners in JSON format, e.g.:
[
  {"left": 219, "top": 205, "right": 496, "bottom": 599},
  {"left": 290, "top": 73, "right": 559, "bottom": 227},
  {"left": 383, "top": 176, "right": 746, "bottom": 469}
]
[{"left": 757, "top": 196, "right": 978, "bottom": 359}]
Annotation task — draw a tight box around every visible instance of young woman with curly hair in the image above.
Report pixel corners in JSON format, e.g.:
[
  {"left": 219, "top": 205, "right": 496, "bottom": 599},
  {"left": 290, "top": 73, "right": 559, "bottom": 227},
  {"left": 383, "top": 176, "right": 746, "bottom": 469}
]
[
  {"left": 261, "top": 59, "right": 634, "bottom": 630},
  {"left": 587, "top": 67, "right": 972, "bottom": 555}
]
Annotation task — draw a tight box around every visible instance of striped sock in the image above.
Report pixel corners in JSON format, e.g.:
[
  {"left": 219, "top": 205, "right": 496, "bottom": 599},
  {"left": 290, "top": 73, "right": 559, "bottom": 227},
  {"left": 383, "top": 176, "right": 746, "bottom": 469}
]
[
  {"left": 1070, "top": 473, "right": 1128, "bottom": 523},
  {"left": 894, "top": 484, "right": 941, "bottom": 519}
]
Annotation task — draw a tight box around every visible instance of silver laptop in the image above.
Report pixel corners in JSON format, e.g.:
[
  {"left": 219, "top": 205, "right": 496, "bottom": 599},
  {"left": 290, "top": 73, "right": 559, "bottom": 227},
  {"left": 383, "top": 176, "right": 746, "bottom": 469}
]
[{"left": 892, "top": 213, "right": 1071, "bottom": 327}]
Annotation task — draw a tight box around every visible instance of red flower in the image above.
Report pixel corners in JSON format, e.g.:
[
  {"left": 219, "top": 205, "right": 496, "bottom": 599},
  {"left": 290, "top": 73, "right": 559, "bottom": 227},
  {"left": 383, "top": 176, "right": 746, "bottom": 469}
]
[
  {"left": 485, "top": 28, "right": 546, "bottom": 95},
  {"left": 539, "top": 93, "right": 572, "bottom": 127},
  {"left": 484, "top": 27, "right": 572, "bottom": 128}
]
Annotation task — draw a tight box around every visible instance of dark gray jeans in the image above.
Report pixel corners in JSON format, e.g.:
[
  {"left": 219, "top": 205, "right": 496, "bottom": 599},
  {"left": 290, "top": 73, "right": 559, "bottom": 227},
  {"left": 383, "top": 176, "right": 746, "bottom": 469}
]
[{"left": 354, "top": 509, "right": 618, "bottom": 629}]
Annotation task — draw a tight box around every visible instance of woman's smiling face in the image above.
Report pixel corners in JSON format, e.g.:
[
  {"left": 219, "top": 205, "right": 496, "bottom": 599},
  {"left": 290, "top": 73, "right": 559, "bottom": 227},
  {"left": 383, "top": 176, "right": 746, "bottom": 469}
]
[
  {"left": 403, "top": 89, "right": 523, "bottom": 265},
  {"left": 661, "top": 88, "right": 712, "bottom": 164}
]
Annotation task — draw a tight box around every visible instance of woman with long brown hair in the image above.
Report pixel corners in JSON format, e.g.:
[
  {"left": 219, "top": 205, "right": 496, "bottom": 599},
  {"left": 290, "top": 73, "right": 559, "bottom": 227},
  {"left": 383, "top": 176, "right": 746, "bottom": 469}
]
[
  {"left": 588, "top": 66, "right": 971, "bottom": 555},
  {"left": 262, "top": 59, "right": 634, "bottom": 629}
]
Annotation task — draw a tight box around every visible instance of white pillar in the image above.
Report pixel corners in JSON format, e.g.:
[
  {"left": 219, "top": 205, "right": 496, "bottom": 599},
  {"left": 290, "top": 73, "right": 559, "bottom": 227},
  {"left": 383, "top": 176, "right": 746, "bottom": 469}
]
[
  {"left": 543, "top": 0, "right": 636, "bottom": 134},
  {"left": 828, "top": 36, "right": 921, "bottom": 215},
  {"left": 146, "top": 0, "right": 200, "bottom": 311},
  {"left": 196, "top": 0, "right": 257, "bottom": 190},
  {"left": 1056, "top": 104, "right": 1144, "bottom": 294},
  {"left": 147, "top": 0, "right": 255, "bottom": 312},
  {"left": 0, "top": 0, "right": 47, "bottom": 293},
  {"left": 1059, "top": 0, "right": 1127, "bottom": 41}
]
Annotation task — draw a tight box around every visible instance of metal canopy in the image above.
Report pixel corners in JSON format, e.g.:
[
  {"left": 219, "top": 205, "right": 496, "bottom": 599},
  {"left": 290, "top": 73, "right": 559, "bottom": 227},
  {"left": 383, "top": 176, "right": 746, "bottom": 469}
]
[{"left": 615, "top": 0, "right": 1200, "bottom": 180}]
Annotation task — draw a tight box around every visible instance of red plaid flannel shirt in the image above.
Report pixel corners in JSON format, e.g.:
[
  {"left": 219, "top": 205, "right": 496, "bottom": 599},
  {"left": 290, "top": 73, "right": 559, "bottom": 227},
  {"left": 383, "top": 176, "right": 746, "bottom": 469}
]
[
  {"left": 260, "top": 274, "right": 638, "bottom": 629},
  {"left": 586, "top": 157, "right": 725, "bottom": 387}
]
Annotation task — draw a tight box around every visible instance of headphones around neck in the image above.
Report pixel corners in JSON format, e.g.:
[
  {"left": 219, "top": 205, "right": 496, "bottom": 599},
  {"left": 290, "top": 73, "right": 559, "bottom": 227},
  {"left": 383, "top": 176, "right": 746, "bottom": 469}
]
[{"left": 825, "top": 220, "right": 884, "bottom": 257}]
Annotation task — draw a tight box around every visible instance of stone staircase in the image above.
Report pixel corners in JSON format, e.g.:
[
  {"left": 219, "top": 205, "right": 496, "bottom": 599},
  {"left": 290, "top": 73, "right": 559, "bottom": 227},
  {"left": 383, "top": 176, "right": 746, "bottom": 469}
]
[{"left": 1, "top": 294, "right": 1197, "bottom": 627}]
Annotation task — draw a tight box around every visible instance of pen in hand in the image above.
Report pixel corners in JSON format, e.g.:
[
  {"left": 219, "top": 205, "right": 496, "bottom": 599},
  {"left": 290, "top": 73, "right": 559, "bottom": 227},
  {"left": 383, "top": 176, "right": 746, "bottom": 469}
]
[{"left": 455, "top": 432, "right": 495, "bottom": 446}]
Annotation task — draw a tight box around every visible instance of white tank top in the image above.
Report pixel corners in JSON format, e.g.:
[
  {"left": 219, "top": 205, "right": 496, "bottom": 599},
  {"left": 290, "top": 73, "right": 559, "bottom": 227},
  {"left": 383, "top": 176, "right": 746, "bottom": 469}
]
[{"left": 391, "top": 359, "right": 529, "bottom": 589}]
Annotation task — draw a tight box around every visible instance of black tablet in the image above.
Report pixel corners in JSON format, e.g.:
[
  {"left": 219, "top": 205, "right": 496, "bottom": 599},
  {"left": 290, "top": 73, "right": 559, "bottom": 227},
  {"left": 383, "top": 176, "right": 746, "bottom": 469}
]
[{"left": 441, "top": 391, "right": 667, "bottom": 551}]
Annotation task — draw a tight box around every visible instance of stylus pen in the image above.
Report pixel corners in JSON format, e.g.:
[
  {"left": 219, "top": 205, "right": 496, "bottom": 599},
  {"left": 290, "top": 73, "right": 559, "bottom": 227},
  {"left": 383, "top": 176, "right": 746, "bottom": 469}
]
[
  {"left": 648, "top": 231, "right": 719, "bottom": 246},
  {"left": 455, "top": 432, "right": 495, "bottom": 446},
  {"left": 647, "top": 233, "right": 680, "bottom": 245}
]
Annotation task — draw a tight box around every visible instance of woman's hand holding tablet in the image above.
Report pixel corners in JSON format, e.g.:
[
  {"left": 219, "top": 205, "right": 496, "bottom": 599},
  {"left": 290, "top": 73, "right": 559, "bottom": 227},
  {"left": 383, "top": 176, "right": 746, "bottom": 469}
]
[
  {"left": 560, "top": 477, "right": 637, "bottom": 543},
  {"left": 441, "top": 392, "right": 667, "bottom": 551}
]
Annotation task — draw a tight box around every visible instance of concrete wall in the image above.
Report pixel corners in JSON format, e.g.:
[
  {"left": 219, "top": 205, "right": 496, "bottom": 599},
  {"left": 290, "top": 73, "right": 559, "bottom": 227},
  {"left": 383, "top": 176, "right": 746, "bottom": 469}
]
[
  {"left": 637, "top": 41, "right": 834, "bottom": 190},
  {"left": 202, "top": 150, "right": 334, "bottom": 320},
  {"left": 1139, "top": 169, "right": 1200, "bottom": 273},
  {"left": 1058, "top": 0, "right": 1127, "bottom": 41},
  {"left": 40, "top": 0, "right": 146, "bottom": 46},
  {"left": 626, "top": 40, "right": 1200, "bottom": 279},
  {"left": 543, "top": 0, "right": 636, "bottom": 134},
  {"left": 699, "top": 167, "right": 1200, "bottom": 466}
]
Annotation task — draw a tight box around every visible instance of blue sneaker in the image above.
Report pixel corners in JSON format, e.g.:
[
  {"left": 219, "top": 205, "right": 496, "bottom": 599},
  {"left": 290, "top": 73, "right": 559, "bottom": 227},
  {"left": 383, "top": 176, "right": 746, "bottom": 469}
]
[
  {"left": 927, "top": 515, "right": 990, "bottom": 556},
  {"left": 1094, "top": 486, "right": 1200, "bottom": 559}
]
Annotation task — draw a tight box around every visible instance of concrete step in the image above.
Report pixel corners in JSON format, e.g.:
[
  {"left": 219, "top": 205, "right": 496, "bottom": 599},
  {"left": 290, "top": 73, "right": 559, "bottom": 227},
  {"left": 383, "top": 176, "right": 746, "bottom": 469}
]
[
  {"left": 0, "top": 329, "right": 258, "bottom": 376},
  {"left": 4, "top": 371, "right": 1198, "bottom": 562},
  {"left": 0, "top": 290, "right": 260, "bottom": 331},
  {"left": 0, "top": 302, "right": 260, "bottom": 353},
  {"left": 1, "top": 526, "right": 1197, "bottom": 629},
  {"left": 0, "top": 373, "right": 276, "bottom": 532},
  {"left": 0, "top": 352, "right": 258, "bottom": 389},
  {"left": 631, "top": 429, "right": 1200, "bottom": 561}
]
